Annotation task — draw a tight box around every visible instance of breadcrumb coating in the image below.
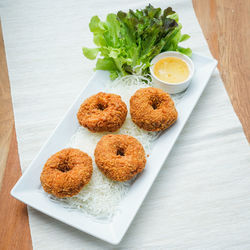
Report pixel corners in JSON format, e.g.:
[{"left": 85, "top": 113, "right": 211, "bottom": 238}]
[
  {"left": 40, "top": 148, "right": 93, "bottom": 198},
  {"left": 94, "top": 134, "right": 146, "bottom": 182},
  {"left": 77, "top": 92, "right": 127, "bottom": 133},
  {"left": 130, "top": 87, "right": 178, "bottom": 131}
]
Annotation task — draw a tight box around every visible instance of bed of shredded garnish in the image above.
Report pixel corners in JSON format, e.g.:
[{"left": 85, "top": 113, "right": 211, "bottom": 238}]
[{"left": 46, "top": 75, "right": 186, "bottom": 221}]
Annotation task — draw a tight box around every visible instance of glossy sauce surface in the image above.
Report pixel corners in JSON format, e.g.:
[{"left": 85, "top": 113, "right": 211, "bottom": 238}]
[{"left": 154, "top": 57, "right": 189, "bottom": 83}]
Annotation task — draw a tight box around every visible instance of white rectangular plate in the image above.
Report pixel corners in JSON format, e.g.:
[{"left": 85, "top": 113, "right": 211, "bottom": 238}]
[{"left": 11, "top": 53, "right": 217, "bottom": 245}]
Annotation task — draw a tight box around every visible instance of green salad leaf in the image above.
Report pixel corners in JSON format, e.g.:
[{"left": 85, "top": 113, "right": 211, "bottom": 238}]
[{"left": 83, "top": 4, "right": 192, "bottom": 79}]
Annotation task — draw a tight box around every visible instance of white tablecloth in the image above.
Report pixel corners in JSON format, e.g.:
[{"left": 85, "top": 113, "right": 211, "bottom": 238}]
[{"left": 1, "top": 0, "right": 250, "bottom": 249}]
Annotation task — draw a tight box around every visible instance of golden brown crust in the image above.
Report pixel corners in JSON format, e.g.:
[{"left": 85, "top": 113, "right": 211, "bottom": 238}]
[
  {"left": 40, "top": 148, "right": 93, "bottom": 198},
  {"left": 130, "top": 87, "right": 178, "bottom": 131},
  {"left": 94, "top": 134, "right": 146, "bottom": 182},
  {"left": 77, "top": 92, "right": 127, "bottom": 133}
]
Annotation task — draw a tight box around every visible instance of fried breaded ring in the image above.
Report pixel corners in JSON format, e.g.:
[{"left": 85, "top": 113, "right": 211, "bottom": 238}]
[
  {"left": 40, "top": 148, "right": 93, "bottom": 198},
  {"left": 130, "top": 87, "right": 178, "bottom": 131},
  {"left": 94, "top": 134, "right": 146, "bottom": 182},
  {"left": 77, "top": 92, "right": 127, "bottom": 133}
]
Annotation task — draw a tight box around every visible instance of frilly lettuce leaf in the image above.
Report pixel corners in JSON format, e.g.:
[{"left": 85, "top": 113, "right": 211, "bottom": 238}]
[
  {"left": 83, "top": 4, "right": 192, "bottom": 79},
  {"left": 82, "top": 47, "right": 99, "bottom": 60}
]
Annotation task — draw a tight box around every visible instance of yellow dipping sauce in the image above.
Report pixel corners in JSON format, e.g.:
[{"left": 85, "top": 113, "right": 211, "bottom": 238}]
[{"left": 154, "top": 57, "right": 189, "bottom": 83}]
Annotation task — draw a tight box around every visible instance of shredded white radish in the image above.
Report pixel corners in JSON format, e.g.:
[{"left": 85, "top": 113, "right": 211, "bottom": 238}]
[{"left": 45, "top": 75, "right": 185, "bottom": 220}]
